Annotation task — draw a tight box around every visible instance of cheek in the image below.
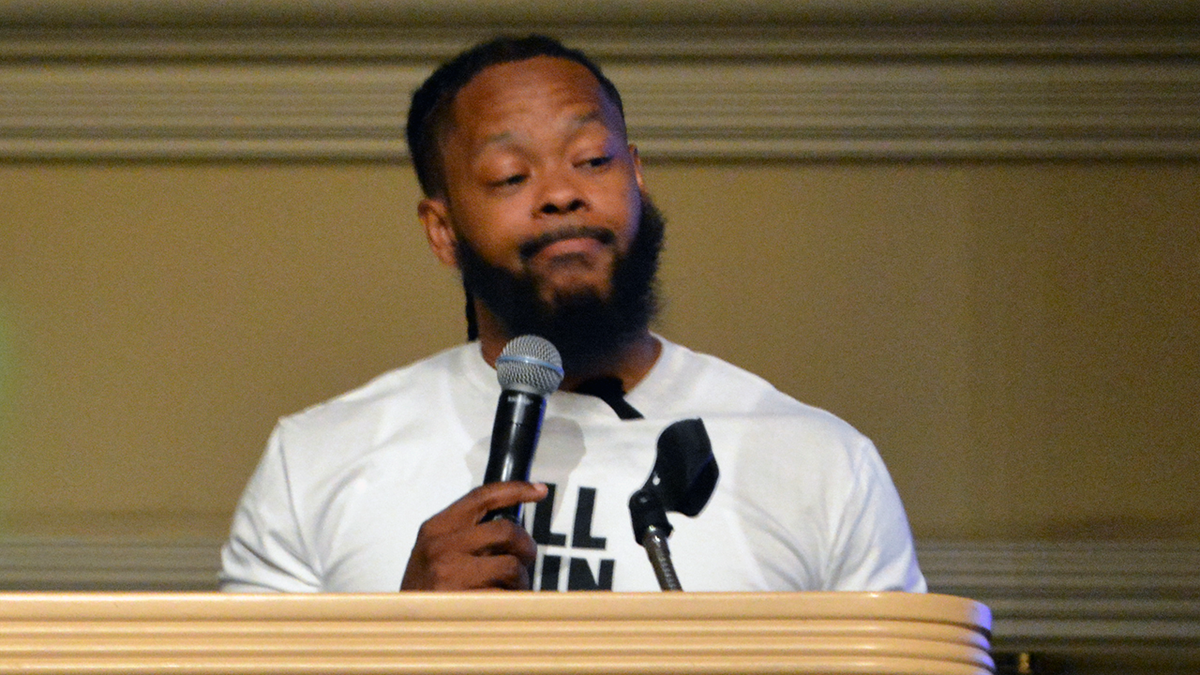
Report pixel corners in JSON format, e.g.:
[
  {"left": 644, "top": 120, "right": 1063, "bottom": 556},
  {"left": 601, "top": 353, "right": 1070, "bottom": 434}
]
[
  {"left": 610, "top": 182, "right": 644, "bottom": 245},
  {"left": 451, "top": 200, "right": 527, "bottom": 263}
]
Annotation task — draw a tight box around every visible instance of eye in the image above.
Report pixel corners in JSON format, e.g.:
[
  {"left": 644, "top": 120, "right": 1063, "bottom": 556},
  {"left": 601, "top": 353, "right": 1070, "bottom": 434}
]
[
  {"left": 582, "top": 155, "right": 613, "bottom": 169},
  {"left": 490, "top": 173, "right": 527, "bottom": 188}
]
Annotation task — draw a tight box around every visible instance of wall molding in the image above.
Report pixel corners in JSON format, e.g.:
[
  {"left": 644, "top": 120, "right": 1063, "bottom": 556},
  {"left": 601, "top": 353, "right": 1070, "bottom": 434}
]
[
  {"left": 917, "top": 540, "right": 1200, "bottom": 668},
  {"left": 1, "top": 23, "right": 1199, "bottom": 161},
  {"left": 0, "top": 539, "right": 220, "bottom": 591},
  {"left": 3, "top": 0, "right": 1200, "bottom": 28},
  {"left": 1, "top": 538, "right": 1197, "bottom": 669}
]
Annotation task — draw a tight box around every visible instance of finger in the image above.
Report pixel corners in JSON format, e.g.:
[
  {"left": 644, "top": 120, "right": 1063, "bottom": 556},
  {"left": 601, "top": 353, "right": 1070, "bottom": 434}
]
[
  {"left": 417, "top": 482, "right": 547, "bottom": 538},
  {"left": 471, "top": 518, "right": 539, "bottom": 564},
  {"left": 456, "top": 481, "right": 549, "bottom": 522},
  {"left": 474, "top": 553, "right": 532, "bottom": 591},
  {"left": 413, "top": 550, "right": 532, "bottom": 591}
]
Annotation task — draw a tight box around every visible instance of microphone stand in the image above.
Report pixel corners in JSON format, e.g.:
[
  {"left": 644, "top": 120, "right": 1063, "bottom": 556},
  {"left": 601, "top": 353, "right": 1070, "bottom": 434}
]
[
  {"left": 627, "top": 418, "right": 718, "bottom": 592},
  {"left": 640, "top": 525, "right": 683, "bottom": 591},
  {"left": 629, "top": 488, "right": 683, "bottom": 591}
]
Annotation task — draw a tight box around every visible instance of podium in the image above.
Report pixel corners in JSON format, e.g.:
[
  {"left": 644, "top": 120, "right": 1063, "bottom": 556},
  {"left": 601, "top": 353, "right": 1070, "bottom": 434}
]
[{"left": 0, "top": 591, "right": 991, "bottom": 673}]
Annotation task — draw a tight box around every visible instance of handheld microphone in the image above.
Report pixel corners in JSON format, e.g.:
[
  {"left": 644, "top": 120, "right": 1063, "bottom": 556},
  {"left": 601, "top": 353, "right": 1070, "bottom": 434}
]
[{"left": 482, "top": 335, "right": 564, "bottom": 524}]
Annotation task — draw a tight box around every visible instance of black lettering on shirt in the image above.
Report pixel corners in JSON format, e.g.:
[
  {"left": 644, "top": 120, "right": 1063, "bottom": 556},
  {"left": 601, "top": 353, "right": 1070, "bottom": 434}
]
[
  {"left": 531, "top": 483, "right": 567, "bottom": 546},
  {"left": 538, "top": 554, "right": 562, "bottom": 591},
  {"left": 568, "top": 557, "right": 614, "bottom": 590},
  {"left": 571, "top": 487, "right": 607, "bottom": 550},
  {"left": 531, "top": 484, "right": 616, "bottom": 590}
]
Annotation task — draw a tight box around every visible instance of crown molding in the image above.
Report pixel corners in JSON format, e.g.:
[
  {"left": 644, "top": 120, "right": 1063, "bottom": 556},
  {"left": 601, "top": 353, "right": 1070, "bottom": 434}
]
[
  {"left": 1, "top": 0, "right": 1200, "bottom": 27},
  {"left": 1, "top": 24, "right": 1199, "bottom": 161}
]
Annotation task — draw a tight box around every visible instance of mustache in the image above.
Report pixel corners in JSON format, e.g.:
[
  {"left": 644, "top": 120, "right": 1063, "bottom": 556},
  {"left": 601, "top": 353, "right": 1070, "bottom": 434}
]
[{"left": 518, "top": 225, "right": 617, "bottom": 260}]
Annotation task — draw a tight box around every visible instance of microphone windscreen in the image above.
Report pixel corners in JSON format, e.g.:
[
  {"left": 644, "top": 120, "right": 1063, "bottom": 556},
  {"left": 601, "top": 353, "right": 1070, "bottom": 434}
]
[
  {"left": 495, "top": 335, "right": 564, "bottom": 395},
  {"left": 652, "top": 419, "right": 718, "bottom": 517}
]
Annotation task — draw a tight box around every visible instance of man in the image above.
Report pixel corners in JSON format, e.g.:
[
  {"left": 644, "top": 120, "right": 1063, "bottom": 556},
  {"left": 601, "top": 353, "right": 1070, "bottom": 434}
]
[{"left": 220, "top": 35, "right": 925, "bottom": 593}]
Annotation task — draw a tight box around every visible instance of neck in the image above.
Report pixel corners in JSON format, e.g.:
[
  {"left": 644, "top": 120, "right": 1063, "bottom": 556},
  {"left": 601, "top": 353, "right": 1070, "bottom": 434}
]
[{"left": 475, "top": 304, "right": 661, "bottom": 393}]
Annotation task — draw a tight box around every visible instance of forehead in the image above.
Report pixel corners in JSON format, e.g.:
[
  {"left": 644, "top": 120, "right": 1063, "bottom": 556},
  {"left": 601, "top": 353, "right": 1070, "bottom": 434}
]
[{"left": 444, "top": 56, "right": 622, "bottom": 144}]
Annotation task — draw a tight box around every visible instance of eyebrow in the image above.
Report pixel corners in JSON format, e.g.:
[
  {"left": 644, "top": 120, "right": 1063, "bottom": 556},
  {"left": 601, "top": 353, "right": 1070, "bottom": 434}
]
[{"left": 570, "top": 109, "right": 605, "bottom": 130}]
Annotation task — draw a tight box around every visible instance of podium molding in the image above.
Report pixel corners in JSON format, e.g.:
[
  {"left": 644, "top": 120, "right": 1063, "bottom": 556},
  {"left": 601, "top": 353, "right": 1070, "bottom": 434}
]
[{"left": 0, "top": 591, "right": 992, "bottom": 674}]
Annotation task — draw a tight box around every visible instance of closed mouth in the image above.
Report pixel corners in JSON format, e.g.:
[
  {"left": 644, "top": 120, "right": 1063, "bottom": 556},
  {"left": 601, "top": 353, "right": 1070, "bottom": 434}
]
[{"left": 519, "top": 225, "right": 616, "bottom": 261}]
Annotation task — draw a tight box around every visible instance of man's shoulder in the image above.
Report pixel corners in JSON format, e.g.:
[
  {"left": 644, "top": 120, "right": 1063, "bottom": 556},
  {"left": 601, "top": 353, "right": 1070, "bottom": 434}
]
[
  {"left": 648, "top": 338, "right": 837, "bottom": 420},
  {"left": 278, "top": 341, "right": 482, "bottom": 436},
  {"left": 644, "top": 339, "right": 879, "bottom": 462}
]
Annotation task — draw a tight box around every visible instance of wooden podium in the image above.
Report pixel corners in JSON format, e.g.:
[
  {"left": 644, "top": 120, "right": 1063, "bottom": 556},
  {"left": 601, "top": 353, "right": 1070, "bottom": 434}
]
[{"left": 0, "top": 591, "right": 992, "bottom": 673}]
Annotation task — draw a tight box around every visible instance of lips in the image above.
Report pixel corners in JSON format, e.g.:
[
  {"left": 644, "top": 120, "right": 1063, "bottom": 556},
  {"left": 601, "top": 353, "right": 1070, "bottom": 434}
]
[
  {"left": 518, "top": 225, "right": 616, "bottom": 261},
  {"left": 537, "top": 237, "right": 606, "bottom": 260}
]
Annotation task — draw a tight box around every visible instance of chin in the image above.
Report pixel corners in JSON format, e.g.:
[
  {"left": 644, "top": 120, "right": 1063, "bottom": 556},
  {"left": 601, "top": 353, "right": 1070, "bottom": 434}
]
[
  {"left": 541, "top": 286, "right": 610, "bottom": 312},
  {"left": 535, "top": 269, "right": 613, "bottom": 301}
]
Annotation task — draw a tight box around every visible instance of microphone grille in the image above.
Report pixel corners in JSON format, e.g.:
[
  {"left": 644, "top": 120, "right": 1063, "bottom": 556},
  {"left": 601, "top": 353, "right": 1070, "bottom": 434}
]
[{"left": 496, "top": 335, "right": 564, "bottom": 396}]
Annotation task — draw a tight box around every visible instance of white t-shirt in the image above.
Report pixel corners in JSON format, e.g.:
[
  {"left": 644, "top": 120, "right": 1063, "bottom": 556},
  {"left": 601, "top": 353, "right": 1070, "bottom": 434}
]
[{"left": 220, "top": 338, "right": 926, "bottom": 593}]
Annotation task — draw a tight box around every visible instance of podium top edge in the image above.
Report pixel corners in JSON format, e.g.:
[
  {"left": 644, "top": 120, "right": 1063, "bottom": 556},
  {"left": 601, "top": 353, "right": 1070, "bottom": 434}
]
[{"left": 0, "top": 591, "right": 990, "bottom": 629}]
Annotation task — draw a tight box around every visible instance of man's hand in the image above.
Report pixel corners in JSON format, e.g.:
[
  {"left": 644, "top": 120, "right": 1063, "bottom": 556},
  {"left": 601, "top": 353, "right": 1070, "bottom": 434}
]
[{"left": 401, "top": 482, "right": 548, "bottom": 591}]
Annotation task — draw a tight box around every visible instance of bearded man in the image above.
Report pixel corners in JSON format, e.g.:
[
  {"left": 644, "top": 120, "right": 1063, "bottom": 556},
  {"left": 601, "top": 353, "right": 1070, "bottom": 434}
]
[{"left": 220, "top": 35, "right": 925, "bottom": 593}]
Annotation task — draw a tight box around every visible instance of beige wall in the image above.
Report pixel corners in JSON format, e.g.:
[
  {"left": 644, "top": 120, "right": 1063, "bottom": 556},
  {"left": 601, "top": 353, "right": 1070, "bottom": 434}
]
[{"left": 1, "top": 160, "right": 1197, "bottom": 541}]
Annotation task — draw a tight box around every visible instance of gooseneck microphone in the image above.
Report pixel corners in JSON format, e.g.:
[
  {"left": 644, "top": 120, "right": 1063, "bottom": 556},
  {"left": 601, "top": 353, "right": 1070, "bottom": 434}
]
[
  {"left": 482, "top": 335, "right": 564, "bottom": 524},
  {"left": 629, "top": 418, "right": 718, "bottom": 591}
]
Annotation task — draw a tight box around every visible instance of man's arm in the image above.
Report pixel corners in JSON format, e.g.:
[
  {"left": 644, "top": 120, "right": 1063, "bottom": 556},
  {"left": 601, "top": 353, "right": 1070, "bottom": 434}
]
[
  {"left": 222, "top": 424, "right": 549, "bottom": 592},
  {"left": 824, "top": 436, "right": 926, "bottom": 592},
  {"left": 220, "top": 426, "right": 322, "bottom": 592}
]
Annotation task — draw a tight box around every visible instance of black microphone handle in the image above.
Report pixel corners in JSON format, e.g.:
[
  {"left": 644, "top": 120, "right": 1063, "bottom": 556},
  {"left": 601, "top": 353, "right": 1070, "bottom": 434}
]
[{"left": 481, "top": 389, "right": 547, "bottom": 523}]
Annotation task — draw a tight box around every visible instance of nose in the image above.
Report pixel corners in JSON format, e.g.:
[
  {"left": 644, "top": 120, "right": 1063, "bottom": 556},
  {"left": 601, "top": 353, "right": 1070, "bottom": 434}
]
[{"left": 536, "top": 170, "right": 587, "bottom": 216}]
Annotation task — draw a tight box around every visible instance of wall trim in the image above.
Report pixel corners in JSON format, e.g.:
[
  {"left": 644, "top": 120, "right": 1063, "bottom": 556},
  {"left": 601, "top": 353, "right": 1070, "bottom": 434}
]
[
  {"left": 917, "top": 540, "right": 1200, "bottom": 667},
  {"left": 2, "top": 24, "right": 1199, "bottom": 161},
  {"left": 1, "top": 538, "right": 1197, "bottom": 668},
  {"left": 0, "top": 538, "right": 221, "bottom": 591},
  {"left": 3, "top": 0, "right": 1200, "bottom": 27}
]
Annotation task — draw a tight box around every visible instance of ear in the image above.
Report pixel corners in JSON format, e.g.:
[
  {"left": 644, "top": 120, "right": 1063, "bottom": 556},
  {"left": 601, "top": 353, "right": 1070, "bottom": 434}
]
[
  {"left": 418, "top": 197, "right": 459, "bottom": 268},
  {"left": 629, "top": 143, "right": 646, "bottom": 194}
]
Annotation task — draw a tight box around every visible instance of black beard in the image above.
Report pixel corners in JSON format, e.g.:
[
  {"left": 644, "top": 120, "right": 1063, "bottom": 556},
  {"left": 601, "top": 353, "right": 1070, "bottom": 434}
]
[{"left": 457, "top": 198, "right": 665, "bottom": 376}]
